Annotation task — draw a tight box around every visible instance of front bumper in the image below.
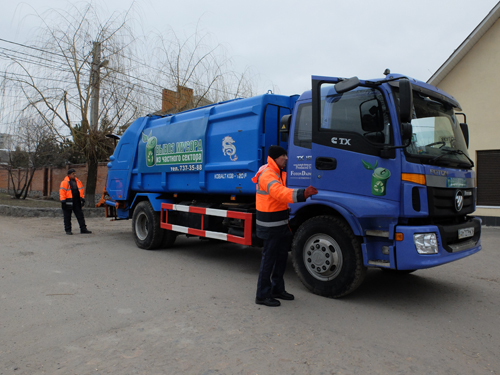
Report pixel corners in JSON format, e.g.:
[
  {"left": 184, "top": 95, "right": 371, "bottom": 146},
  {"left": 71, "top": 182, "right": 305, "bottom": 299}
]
[{"left": 394, "top": 217, "right": 481, "bottom": 270}]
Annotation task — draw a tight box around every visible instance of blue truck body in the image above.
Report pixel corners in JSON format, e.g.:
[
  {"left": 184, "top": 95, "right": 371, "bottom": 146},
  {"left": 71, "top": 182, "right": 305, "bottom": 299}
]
[{"left": 104, "top": 73, "right": 481, "bottom": 297}]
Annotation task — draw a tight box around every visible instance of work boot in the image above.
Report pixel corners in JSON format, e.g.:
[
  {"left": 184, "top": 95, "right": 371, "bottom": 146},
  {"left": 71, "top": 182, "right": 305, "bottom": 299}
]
[
  {"left": 255, "top": 297, "right": 281, "bottom": 307},
  {"left": 81, "top": 229, "right": 92, "bottom": 234},
  {"left": 271, "top": 291, "right": 295, "bottom": 300},
  {"left": 66, "top": 231, "right": 73, "bottom": 235}
]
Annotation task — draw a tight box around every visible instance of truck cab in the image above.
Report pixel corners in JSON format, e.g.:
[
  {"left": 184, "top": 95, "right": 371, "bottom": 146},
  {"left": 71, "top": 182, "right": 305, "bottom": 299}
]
[{"left": 285, "top": 74, "right": 481, "bottom": 297}]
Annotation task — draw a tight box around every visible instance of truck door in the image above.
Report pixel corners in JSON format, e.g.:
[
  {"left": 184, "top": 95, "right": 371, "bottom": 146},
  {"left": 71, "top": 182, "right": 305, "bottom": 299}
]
[{"left": 310, "top": 77, "right": 401, "bottom": 203}]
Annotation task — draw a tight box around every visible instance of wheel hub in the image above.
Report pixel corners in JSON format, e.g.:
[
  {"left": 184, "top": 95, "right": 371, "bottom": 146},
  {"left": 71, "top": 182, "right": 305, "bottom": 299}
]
[
  {"left": 136, "top": 212, "right": 149, "bottom": 241},
  {"left": 304, "top": 235, "right": 343, "bottom": 281}
]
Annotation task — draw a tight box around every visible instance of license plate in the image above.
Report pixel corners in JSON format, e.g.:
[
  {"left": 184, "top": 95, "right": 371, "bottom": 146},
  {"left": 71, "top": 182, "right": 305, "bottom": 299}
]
[{"left": 458, "top": 227, "right": 474, "bottom": 239}]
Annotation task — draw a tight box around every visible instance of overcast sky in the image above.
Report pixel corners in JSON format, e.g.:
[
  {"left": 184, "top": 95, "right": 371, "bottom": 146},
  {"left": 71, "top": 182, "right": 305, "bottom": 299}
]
[{"left": 1, "top": 0, "right": 499, "bottom": 96}]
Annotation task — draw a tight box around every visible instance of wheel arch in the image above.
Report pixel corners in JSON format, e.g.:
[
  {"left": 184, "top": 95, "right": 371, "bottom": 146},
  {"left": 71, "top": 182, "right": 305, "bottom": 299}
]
[
  {"left": 290, "top": 203, "right": 363, "bottom": 237},
  {"left": 130, "top": 193, "right": 172, "bottom": 217}
]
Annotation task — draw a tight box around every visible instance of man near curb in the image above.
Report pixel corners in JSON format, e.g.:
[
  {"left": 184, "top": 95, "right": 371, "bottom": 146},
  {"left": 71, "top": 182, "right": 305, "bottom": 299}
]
[
  {"left": 252, "top": 145, "right": 318, "bottom": 307},
  {"left": 60, "top": 169, "right": 92, "bottom": 235}
]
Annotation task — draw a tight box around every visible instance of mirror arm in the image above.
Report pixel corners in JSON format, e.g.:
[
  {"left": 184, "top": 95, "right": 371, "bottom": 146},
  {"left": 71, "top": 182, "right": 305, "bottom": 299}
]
[{"left": 382, "top": 139, "right": 411, "bottom": 151}]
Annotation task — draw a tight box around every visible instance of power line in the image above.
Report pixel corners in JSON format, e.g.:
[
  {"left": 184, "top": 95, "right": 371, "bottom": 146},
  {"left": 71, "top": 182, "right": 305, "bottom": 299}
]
[
  {"left": 0, "top": 38, "right": 250, "bottom": 98},
  {"left": 0, "top": 45, "right": 167, "bottom": 98}
]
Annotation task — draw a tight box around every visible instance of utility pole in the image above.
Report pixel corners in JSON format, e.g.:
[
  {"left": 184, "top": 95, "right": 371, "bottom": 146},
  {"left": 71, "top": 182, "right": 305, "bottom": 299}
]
[
  {"left": 87, "top": 42, "right": 108, "bottom": 208},
  {"left": 90, "top": 42, "right": 101, "bottom": 132}
]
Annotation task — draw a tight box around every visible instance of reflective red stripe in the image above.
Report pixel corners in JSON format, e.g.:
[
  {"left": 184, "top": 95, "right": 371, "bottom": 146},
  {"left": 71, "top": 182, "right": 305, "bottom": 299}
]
[{"left": 160, "top": 203, "right": 252, "bottom": 245}]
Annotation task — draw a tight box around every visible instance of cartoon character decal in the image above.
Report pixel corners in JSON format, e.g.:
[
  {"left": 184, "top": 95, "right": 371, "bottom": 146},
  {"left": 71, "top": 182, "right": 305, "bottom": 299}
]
[
  {"left": 142, "top": 131, "right": 157, "bottom": 167},
  {"left": 362, "top": 160, "right": 391, "bottom": 196},
  {"left": 222, "top": 136, "right": 238, "bottom": 161}
]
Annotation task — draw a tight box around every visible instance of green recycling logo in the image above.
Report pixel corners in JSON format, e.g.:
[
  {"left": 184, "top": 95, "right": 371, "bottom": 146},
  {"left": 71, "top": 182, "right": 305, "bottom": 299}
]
[
  {"left": 362, "top": 160, "right": 391, "bottom": 196},
  {"left": 142, "top": 131, "right": 157, "bottom": 167}
]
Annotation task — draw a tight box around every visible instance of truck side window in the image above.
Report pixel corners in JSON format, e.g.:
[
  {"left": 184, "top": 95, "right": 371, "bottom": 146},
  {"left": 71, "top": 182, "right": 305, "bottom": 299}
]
[
  {"left": 294, "top": 102, "right": 312, "bottom": 149},
  {"left": 320, "top": 88, "right": 392, "bottom": 153}
]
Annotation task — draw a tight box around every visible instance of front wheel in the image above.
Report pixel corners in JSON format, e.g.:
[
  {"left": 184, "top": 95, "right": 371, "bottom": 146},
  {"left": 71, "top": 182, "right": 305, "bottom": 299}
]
[
  {"left": 292, "top": 216, "right": 366, "bottom": 298},
  {"left": 132, "top": 201, "right": 164, "bottom": 250}
]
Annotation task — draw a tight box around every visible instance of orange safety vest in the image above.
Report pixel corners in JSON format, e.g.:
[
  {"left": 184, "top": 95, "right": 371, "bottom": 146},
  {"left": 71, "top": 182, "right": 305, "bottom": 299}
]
[
  {"left": 252, "top": 156, "right": 305, "bottom": 238},
  {"left": 59, "top": 176, "right": 85, "bottom": 201}
]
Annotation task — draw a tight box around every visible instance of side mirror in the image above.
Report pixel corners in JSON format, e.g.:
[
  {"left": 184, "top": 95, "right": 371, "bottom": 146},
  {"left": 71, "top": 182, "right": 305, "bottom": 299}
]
[
  {"left": 399, "top": 78, "right": 413, "bottom": 124},
  {"left": 280, "top": 114, "right": 291, "bottom": 142},
  {"left": 401, "top": 123, "right": 413, "bottom": 143},
  {"left": 460, "top": 123, "right": 469, "bottom": 149},
  {"left": 280, "top": 114, "right": 291, "bottom": 133},
  {"left": 334, "top": 77, "right": 360, "bottom": 94},
  {"left": 455, "top": 112, "right": 469, "bottom": 149}
]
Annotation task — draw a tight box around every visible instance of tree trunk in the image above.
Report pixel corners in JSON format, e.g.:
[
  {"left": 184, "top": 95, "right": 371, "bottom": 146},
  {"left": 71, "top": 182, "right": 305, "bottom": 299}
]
[
  {"left": 21, "top": 168, "right": 37, "bottom": 199},
  {"left": 8, "top": 168, "right": 21, "bottom": 199},
  {"left": 85, "top": 158, "right": 98, "bottom": 207}
]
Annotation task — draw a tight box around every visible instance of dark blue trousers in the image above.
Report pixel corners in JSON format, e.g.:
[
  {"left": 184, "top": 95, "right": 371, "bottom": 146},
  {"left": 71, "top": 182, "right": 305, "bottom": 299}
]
[
  {"left": 256, "top": 233, "right": 292, "bottom": 299},
  {"left": 62, "top": 204, "right": 87, "bottom": 232}
]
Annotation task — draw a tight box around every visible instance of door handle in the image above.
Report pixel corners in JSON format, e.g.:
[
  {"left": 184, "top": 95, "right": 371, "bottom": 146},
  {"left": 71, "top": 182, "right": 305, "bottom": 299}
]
[{"left": 316, "top": 157, "right": 337, "bottom": 170}]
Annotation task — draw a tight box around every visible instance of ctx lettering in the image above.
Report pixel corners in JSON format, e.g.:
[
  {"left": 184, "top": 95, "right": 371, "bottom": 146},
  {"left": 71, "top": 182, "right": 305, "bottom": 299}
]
[{"left": 331, "top": 137, "right": 351, "bottom": 145}]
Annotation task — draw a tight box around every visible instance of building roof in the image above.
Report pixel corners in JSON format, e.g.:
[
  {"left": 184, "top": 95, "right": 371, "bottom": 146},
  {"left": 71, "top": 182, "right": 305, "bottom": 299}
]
[{"left": 427, "top": 1, "right": 500, "bottom": 86}]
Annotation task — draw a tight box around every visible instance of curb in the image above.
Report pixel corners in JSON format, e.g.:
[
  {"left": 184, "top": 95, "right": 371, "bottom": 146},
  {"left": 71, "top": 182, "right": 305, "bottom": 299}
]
[{"left": 0, "top": 205, "right": 105, "bottom": 218}]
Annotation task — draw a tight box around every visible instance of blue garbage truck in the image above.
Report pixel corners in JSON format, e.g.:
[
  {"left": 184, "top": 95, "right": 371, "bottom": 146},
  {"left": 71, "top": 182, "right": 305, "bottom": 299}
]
[{"left": 102, "top": 72, "right": 481, "bottom": 297}]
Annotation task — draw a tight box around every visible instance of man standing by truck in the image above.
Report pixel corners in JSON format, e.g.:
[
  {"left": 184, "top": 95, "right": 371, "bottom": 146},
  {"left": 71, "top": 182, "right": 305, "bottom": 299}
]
[
  {"left": 60, "top": 169, "right": 92, "bottom": 235},
  {"left": 253, "top": 146, "right": 318, "bottom": 307}
]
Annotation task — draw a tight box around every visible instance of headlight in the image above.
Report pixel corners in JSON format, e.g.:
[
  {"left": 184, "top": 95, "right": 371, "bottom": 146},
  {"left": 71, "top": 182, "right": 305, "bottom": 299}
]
[{"left": 414, "top": 233, "right": 438, "bottom": 254}]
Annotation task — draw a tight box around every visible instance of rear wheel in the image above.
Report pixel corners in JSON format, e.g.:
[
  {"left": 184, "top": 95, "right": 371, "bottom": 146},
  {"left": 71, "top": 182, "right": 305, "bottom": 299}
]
[
  {"left": 132, "top": 201, "right": 164, "bottom": 250},
  {"left": 161, "top": 231, "right": 178, "bottom": 248},
  {"left": 292, "top": 215, "right": 366, "bottom": 298}
]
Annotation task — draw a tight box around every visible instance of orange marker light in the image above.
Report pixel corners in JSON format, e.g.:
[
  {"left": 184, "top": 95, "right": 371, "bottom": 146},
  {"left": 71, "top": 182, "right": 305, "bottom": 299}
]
[
  {"left": 395, "top": 233, "right": 404, "bottom": 241},
  {"left": 401, "top": 173, "right": 426, "bottom": 185}
]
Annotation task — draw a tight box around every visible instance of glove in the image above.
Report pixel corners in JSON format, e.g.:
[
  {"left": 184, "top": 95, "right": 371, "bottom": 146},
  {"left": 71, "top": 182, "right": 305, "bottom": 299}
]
[
  {"left": 304, "top": 186, "right": 318, "bottom": 199},
  {"left": 81, "top": 198, "right": 86, "bottom": 206}
]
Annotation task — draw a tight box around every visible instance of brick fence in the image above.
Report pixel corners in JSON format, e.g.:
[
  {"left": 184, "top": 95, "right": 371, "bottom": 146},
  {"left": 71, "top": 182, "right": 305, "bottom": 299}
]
[{"left": 0, "top": 163, "right": 108, "bottom": 200}]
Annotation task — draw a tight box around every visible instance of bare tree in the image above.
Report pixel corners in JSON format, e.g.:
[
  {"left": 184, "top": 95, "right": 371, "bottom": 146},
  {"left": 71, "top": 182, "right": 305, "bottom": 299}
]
[
  {"left": 1, "top": 3, "right": 259, "bottom": 205},
  {"left": 3, "top": 3, "right": 143, "bottom": 206},
  {"left": 151, "top": 26, "right": 256, "bottom": 113},
  {"left": 5, "top": 117, "right": 64, "bottom": 199}
]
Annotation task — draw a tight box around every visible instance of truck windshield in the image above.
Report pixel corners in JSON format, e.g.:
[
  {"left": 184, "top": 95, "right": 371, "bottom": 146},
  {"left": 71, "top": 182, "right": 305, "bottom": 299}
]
[{"left": 397, "top": 90, "right": 472, "bottom": 168}]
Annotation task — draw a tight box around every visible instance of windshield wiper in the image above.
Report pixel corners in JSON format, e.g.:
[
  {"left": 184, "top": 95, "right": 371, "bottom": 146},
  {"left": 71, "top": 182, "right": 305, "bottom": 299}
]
[{"left": 430, "top": 147, "right": 474, "bottom": 167}]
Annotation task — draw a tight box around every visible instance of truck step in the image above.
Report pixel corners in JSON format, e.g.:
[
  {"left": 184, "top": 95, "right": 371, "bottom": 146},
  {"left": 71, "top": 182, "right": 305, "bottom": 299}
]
[{"left": 368, "top": 259, "right": 391, "bottom": 267}]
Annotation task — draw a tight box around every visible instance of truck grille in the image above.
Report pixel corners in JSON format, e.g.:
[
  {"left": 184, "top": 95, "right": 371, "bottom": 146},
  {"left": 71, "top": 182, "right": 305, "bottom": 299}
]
[
  {"left": 427, "top": 187, "right": 475, "bottom": 217},
  {"left": 436, "top": 218, "right": 481, "bottom": 253}
]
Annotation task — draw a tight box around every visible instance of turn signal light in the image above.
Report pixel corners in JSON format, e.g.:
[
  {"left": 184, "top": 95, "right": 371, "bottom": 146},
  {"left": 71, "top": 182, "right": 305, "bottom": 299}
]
[
  {"left": 395, "top": 233, "right": 404, "bottom": 241},
  {"left": 401, "top": 173, "right": 426, "bottom": 185}
]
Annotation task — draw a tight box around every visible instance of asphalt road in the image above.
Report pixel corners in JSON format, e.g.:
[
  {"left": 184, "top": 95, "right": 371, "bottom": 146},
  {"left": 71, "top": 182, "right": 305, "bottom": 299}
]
[{"left": 1, "top": 216, "right": 499, "bottom": 375}]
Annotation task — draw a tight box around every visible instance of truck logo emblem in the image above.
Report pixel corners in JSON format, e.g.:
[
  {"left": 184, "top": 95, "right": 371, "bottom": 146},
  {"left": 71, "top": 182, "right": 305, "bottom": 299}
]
[
  {"left": 362, "top": 160, "right": 391, "bottom": 196},
  {"left": 430, "top": 169, "right": 448, "bottom": 177},
  {"left": 222, "top": 136, "right": 238, "bottom": 161},
  {"left": 331, "top": 137, "right": 351, "bottom": 146},
  {"left": 455, "top": 190, "right": 464, "bottom": 212}
]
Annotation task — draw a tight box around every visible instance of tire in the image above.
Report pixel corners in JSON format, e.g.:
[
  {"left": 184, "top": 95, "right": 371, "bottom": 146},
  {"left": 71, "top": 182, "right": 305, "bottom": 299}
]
[
  {"left": 161, "top": 231, "right": 178, "bottom": 249},
  {"left": 292, "top": 215, "right": 366, "bottom": 298},
  {"left": 132, "top": 201, "right": 164, "bottom": 250}
]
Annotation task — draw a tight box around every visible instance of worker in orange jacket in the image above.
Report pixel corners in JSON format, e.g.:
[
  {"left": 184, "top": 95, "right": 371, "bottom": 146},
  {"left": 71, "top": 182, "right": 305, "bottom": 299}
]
[
  {"left": 60, "top": 169, "right": 92, "bottom": 235},
  {"left": 252, "top": 146, "right": 317, "bottom": 307}
]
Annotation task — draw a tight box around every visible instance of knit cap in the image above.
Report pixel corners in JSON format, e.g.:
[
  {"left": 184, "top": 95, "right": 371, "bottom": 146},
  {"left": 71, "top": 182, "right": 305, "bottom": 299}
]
[{"left": 268, "top": 145, "right": 287, "bottom": 160}]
